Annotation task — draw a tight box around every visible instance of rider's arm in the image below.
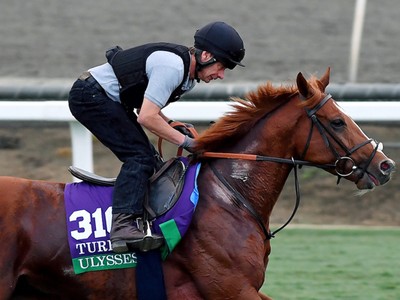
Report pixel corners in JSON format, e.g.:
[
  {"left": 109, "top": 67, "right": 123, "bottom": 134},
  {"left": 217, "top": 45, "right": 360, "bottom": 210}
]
[
  {"left": 138, "top": 51, "right": 193, "bottom": 147},
  {"left": 137, "top": 98, "right": 185, "bottom": 146}
]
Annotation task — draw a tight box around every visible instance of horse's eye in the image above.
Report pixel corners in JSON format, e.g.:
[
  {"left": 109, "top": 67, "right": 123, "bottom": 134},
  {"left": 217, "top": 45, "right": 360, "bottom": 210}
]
[{"left": 331, "top": 119, "right": 345, "bottom": 129}]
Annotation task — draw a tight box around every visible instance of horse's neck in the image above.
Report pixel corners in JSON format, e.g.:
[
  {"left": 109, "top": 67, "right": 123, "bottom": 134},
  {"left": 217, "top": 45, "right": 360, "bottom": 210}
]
[
  {"left": 221, "top": 115, "right": 298, "bottom": 220},
  {"left": 212, "top": 154, "right": 292, "bottom": 225}
]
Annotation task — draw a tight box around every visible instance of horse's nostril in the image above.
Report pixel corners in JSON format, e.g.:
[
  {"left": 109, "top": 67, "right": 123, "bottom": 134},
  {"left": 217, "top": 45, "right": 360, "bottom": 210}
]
[{"left": 381, "top": 160, "right": 395, "bottom": 173}]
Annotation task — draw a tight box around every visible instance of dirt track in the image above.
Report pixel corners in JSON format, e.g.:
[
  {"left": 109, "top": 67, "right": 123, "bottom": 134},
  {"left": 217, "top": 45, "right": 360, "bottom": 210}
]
[
  {"left": 1, "top": 0, "right": 400, "bottom": 83},
  {"left": 0, "top": 1, "right": 399, "bottom": 226}
]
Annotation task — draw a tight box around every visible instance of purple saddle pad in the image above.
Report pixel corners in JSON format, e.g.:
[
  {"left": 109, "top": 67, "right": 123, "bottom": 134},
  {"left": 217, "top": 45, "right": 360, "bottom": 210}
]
[{"left": 64, "top": 161, "right": 201, "bottom": 274}]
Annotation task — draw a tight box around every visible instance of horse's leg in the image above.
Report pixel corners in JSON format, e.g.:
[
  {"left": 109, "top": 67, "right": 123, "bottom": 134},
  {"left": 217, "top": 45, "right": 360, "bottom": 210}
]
[
  {"left": 231, "top": 290, "right": 274, "bottom": 299},
  {"left": 165, "top": 260, "right": 271, "bottom": 300},
  {"left": 259, "top": 291, "right": 273, "bottom": 300}
]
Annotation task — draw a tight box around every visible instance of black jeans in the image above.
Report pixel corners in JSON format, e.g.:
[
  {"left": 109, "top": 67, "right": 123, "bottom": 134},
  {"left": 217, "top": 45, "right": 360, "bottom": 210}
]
[{"left": 68, "top": 78, "right": 156, "bottom": 215}]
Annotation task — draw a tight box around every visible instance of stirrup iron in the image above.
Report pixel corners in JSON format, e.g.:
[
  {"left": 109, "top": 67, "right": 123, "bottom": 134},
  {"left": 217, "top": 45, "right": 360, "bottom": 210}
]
[{"left": 139, "top": 220, "right": 165, "bottom": 252}]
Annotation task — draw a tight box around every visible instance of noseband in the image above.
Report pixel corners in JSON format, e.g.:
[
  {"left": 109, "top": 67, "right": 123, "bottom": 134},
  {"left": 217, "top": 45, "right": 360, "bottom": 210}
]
[{"left": 202, "top": 93, "right": 381, "bottom": 240}]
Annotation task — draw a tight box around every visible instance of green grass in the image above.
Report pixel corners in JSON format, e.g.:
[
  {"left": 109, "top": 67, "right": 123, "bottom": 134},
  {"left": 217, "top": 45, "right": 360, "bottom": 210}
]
[{"left": 261, "top": 227, "right": 400, "bottom": 300}]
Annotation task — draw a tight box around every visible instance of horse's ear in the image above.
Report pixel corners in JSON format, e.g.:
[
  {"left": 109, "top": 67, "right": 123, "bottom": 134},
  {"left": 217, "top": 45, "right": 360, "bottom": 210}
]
[
  {"left": 319, "top": 67, "right": 330, "bottom": 91},
  {"left": 296, "top": 72, "right": 310, "bottom": 98}
]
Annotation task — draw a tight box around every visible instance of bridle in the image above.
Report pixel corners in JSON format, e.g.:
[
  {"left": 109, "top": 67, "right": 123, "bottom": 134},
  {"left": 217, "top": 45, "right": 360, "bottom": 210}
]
[
  {"left": 201, "top": 93, "right": 381, "bottom": 240},
  {"left": 300, "top": 93, "right": 380, "bottom": 183}
]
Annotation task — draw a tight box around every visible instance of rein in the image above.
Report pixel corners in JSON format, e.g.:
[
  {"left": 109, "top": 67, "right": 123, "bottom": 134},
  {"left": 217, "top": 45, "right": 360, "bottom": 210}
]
[
  {"left": 159, "top": 93, "right": 380, "bottom": 241},
  {"left": 209, "top": 163, "right": 272, "bottom": 239},
  {"left": 209, "top": 158, "right": 301, "bottom": 240},
  {"left": 200, "top": 152, "right": 335, "bottom": 169},
  {"left": 199, "top": 93, "right": 379, "bottom": 240}
]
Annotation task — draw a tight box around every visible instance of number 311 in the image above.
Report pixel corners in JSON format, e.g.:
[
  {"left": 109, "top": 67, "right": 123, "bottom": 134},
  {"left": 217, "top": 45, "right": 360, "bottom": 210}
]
[{"left": 69, "top": 207, "right": 112, "bottom": 240}]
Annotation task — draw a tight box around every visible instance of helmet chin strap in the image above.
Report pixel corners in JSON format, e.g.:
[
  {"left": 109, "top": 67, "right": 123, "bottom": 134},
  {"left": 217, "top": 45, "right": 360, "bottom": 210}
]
[{"left": 194, "top": 49, "right": 217, "bottom": 82}]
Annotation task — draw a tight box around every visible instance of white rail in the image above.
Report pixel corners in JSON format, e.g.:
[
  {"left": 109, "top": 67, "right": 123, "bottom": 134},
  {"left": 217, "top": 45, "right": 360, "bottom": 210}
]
[{"left": 1, "top": 101, "right": 400, "bottom": 174}]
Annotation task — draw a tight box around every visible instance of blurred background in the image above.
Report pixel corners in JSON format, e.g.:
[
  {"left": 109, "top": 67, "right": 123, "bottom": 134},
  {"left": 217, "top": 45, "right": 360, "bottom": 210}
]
[{"left": 1, "top": 0, "right": 399, "bottom": 83}]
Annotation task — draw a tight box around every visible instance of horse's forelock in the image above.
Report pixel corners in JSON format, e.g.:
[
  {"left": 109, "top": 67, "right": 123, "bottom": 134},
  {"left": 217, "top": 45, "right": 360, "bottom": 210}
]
[{"left": 194, "top": 81, "right": 297, "bottom": 153}]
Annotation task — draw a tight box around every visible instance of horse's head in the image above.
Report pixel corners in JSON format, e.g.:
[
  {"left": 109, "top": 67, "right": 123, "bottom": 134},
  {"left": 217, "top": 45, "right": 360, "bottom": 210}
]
[{"left": 294, "top": 67, "right": 395, "bottom": 190}]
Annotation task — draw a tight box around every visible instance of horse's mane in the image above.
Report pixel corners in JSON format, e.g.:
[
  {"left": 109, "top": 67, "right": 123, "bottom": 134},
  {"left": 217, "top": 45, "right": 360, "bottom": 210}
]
[{"left": 193, "top": 76, "right": 324, "bottom": 153}]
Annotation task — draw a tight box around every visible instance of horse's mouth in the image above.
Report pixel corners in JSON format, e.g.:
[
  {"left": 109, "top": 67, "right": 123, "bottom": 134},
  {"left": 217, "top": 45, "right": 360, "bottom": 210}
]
[
  {"left": 356, "top": 174, "right": 376, "bottom": 190},
  {"left": 356, "top": 171, "right": 389, "bottom": 190}
]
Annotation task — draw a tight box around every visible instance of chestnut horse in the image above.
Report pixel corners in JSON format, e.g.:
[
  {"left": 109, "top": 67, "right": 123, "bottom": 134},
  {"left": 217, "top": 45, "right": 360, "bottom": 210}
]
[{"left": 0, "top": 68, "right": 395, "bottom": 299}]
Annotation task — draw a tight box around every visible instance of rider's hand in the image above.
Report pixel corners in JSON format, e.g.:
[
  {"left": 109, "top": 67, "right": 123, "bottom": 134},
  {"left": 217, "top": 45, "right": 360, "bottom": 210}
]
[
  {"left": 180, "top": 135, "right": 197, "bottom": 153},
  {"left": 182, "top": 122, "right": 194, "bottom": 128},
  {"left": 169, "top": 120, "right": 195, "bottom": 138}
]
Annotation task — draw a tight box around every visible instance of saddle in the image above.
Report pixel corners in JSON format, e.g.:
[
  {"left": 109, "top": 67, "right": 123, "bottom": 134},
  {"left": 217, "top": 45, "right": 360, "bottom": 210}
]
[{"left": 68, "top": 157, "right": 187, "bottom": 219}]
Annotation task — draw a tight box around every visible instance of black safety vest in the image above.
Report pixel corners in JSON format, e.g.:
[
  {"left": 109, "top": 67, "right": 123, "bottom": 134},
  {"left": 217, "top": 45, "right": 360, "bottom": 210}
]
[{"left": 106, "top": 43, "right": 191, "bottom": 110}]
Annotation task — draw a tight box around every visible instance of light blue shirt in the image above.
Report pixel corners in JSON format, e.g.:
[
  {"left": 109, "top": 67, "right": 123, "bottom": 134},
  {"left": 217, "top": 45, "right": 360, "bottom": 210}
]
[{"left": 89, "top": 51, "right": 195, "bottom": 108}]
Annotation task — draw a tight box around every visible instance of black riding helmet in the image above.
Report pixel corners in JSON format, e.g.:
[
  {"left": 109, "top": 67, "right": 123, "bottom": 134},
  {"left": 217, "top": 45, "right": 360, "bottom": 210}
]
[{"left": 194, "top": 21, "right": 245, "bottom": 70}]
